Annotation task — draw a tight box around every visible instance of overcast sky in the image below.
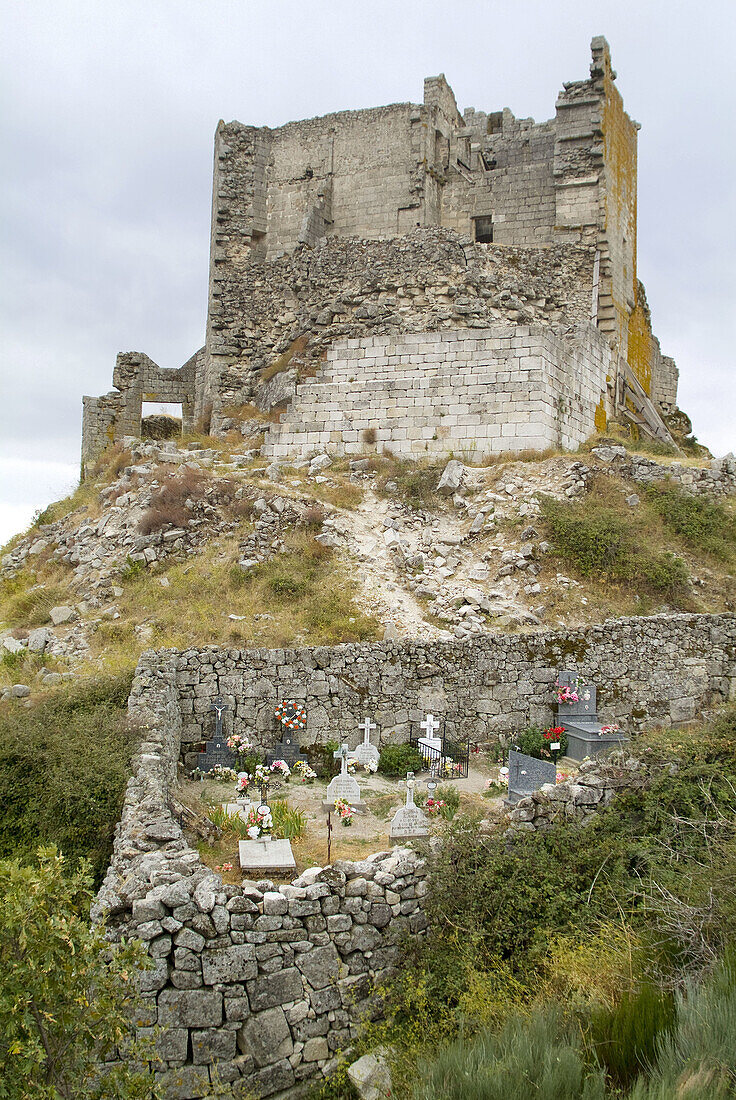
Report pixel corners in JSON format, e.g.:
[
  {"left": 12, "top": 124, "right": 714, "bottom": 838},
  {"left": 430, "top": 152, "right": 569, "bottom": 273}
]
[{"left": 1, "top": 0, "right": 734, "bottom": 546}]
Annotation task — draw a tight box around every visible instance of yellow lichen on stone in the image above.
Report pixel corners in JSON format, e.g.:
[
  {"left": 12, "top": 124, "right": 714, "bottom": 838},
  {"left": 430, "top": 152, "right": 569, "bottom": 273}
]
[{"left": 594, "top": 396, "right": 607, "bottom": 433}]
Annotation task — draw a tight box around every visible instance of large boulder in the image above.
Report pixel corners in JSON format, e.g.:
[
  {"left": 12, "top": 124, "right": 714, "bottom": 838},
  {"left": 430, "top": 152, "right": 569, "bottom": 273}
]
[{"left": 437, "top": 460, "right": 465, "bottom": 496}]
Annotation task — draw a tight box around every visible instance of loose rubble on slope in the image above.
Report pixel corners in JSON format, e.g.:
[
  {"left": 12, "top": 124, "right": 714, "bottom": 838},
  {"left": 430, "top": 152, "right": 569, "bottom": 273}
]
[{"left": 2, "top": 440, "right": 735, "bottom": 698}]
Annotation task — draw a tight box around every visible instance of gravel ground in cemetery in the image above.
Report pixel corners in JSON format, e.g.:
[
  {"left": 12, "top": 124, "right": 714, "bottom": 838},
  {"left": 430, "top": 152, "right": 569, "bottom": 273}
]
[{"left": 182, "top": 754, "right": 528, "bottom": 883}]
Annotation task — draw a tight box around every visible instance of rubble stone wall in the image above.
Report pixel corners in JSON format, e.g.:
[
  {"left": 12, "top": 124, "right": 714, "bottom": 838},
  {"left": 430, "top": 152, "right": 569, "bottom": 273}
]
[
  {"left": 95, "top": 656, "right": 428, "bottom": 1099},
  {"left": 173, "top": 613, "right": 736, "bottom": 765},
  {"left": 261, "top": 322, "right": 611, "bottom": 461}
]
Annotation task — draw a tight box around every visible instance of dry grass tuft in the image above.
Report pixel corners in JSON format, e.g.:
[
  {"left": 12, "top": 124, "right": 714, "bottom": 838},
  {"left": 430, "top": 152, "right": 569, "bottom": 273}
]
[{"left": 138, "top": 467, "right": 209, "bottom": 535}]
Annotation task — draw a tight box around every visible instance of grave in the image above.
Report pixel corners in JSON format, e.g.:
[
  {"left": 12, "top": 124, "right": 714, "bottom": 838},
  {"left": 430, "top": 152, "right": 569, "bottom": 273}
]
[
  {"left": 352, "top": 716, "right": 380, "bottom": 768},
  {"left": 197, "top": 697, "right": 236, "bottom": 772},
  {"left": 505, "top": 749, "right": 556, "bottom": 807},
  {"left": 265, "top": 733, "right": 309, "bottom": 768},
  {"left": 324, "top": 743, "right": 364, "bottom": 810},
  {"left": 556, "top": 672, "right": 627, "bottom": 762},
  {"left": 390, "top": 772, "right": 429, "bottom": 843},
  {"left": 418, "top": 713, "right": 441, "bottom": 755},
  {"left": 238, "top": 838, "right": 296, "bottom": 875}
]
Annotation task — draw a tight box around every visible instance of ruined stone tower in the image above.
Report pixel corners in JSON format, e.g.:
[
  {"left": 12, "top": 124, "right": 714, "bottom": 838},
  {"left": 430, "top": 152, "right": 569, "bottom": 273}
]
[{"left": 82, "top": 37, "right": 680, "bottom": 469}]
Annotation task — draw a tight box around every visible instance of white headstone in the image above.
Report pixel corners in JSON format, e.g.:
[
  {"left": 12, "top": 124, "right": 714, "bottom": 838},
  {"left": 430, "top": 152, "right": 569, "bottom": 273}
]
[
  {"left": 418, "top": 712, "right": 442, "bottom": 758},
  {"left": 238, "top": 838, "right": 296, "bottom": 874},
  {"left": 326, "top": 742, "right": 362, "bottom": 804},
  {"left": 353, "top": 716, "right": 380, "bottom": 767},
  {"left": 390, "top": 771, "right": 429, "bottom": 842}
]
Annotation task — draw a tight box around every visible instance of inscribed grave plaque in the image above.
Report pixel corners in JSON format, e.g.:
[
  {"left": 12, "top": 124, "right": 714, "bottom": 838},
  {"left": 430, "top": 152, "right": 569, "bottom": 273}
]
[
  {"left": 325, "top": 744, "right": 362, "bottom": 805},
  {"left": 197, "top": 737, "right": 236, "bottom": 773},
  {"left": 239, "top": 838, "right": 296, "bottom": 875},
  {"left": 353, "top": 716, "right": 380, "bottom": 768},
  {"left": 390, "top": 772, "right": 429, "bottom": 842},
  {"left": 505, "top": 749, "right": 556, "bottom": 807},
  {"left": 266, "top": 734, "right": 308, "bottom": 768}
]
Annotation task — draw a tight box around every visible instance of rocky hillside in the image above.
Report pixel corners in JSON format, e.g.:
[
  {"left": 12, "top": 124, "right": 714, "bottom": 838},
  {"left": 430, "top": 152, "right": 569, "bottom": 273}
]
[{"left": 1, "top": 435, "right": 735, "bottom": 702}]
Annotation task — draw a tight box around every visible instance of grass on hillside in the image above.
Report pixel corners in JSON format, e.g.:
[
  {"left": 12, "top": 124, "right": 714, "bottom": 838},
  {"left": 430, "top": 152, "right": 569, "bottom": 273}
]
[
  {"left": 538, "top": 474, "right": 736, "bottom": 611},
  {"left": 91, "top": 528, "right": 380, "bottom": 663}
]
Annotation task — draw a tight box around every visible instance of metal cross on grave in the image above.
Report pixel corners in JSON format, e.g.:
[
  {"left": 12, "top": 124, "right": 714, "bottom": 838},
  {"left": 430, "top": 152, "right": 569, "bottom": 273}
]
[
  {"left": 359, "top": 716, "right": 377, "bottom": 748},
  {"left": 420, "top": 713, "right": 440, "bottom": 740},
  {"left": 210, "top": 696, "right": 229, "bottom": 740},
  {"left": 333, "top": 743, "right": 351, "bottom": 777}
]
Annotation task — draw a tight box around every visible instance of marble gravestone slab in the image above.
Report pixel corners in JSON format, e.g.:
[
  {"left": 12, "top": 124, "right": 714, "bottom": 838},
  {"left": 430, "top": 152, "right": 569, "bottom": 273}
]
[
  {"left": 266, "top": 734, "right": 308, "bottom": 768},
  {"left": 390, "top": 773, "right": 429, "bottom": 843},
  {"left": 505, "top": 749, "right": 556, "bottom": 807},
  {"left": 352, "top": 717, "right": 380, "bottom": 768},
  {"left": 239, "top": 838, "right": 296, "bottom": 875},
  {"left": 557, "top": 673, "right": 597, "bottom": 718},
  {"left": 324, "top": 744, "right": 364, "bottom": 809},
  {"left": 197, "top": 738, "right": 236, "bottom": 773}
]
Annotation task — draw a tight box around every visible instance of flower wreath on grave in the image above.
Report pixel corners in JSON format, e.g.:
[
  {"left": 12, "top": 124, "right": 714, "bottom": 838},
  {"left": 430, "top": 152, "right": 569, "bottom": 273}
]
[
  {"left": 274, "top": 700, "right": 307, "bottom": 731},
  {"left": 600, "top": 723, "right": 621, "bottom": 737},
  {"left": 334, "top": 798, "right": 355, "bottom": 826}
]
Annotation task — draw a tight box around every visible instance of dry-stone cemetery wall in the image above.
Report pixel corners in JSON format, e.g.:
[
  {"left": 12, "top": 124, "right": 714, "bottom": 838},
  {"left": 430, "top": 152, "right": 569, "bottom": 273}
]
[
  {"left": 175, "top": 613, "right": 736, "bottom": 766},
  {"left": 94, "top": 660, "right": 428, "bottom": 1098}
]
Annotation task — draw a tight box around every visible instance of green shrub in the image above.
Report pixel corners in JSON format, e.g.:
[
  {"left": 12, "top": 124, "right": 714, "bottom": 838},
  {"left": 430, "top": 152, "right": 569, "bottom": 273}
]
[
  {"left": 539, "top": 493, "right": 689, "bottom": 597},
  {"left": 646, "top": 484, "right": 736, "bottom": 561},
  {"left": 378, "top": 743, "right": 425, "bottom": 777},
  {"left": 0, "top": 671, "right": 135, "bottom": 884},
  {"left": 305, "top": 741, "right": 340, "bottom": 778},
  {"left": 0, "top": 848, "right": 158, "bottom": 1098},
  {"left": 515, "top": 724, "right": 568, "bottom": 760},
  {"left": 591, "top": 983, "right": 676, "bottom": 1087}
]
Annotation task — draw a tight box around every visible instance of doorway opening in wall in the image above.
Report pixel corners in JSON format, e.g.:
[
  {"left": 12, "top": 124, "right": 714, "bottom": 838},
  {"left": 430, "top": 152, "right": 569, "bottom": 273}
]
[
  {"left": 140, "top": 402, "right": 183, "bottom": 442},
  {"left": 473, "top": 216, "right": 494, "bottom": 243}
]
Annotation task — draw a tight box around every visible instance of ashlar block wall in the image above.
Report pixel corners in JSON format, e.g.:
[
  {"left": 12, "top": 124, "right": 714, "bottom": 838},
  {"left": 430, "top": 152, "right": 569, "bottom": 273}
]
[{"left": 262, "top": 324, "right": 611, "bottom": 462}]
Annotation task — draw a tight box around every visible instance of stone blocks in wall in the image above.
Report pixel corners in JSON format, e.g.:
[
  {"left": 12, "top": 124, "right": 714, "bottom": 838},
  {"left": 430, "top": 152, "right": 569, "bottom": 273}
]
[{"left": 262, "top": 323, "right": 610, "bottom": 462}]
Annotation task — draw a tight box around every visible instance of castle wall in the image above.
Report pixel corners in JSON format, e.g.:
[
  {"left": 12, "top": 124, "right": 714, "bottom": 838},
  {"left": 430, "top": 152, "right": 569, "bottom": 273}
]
[
  {"left": 81, "top": 351, "right": 201, "bottom": 469},
  {"left": 260, "top": 323, "right": 611, "bottom": 462}
]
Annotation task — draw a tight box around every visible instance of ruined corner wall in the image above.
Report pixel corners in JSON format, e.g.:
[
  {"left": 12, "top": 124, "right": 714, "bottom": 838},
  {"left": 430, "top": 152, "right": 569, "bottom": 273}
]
[
  {"left": 172, "top": 613, "right": 736, "bottom": 767},
  {"left": 82, "top": 350, "right": 203, "bottom": 469},
  {"left": 261, "top": 323, "right": 611, "bottom": 462},
  {"left": 94, "top": 658, "right": 427, "bottom": 1099}
]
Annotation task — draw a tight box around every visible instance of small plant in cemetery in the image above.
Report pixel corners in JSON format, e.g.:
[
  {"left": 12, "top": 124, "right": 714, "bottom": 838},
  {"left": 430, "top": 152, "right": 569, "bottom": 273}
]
[
  {"left": 271, "top": 799, "right": 307, "bottom": 840},
  {"left": 378, "top": 743, "right": 425, "bottom": 777},
  {"left": 515, "top": 725, "right": 568, "bottom": 760}
]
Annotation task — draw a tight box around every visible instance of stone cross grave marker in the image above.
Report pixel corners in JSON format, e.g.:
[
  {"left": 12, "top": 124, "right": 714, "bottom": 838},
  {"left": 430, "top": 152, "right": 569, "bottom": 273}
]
[
  {"left": 353, "top": 716, "right": 380, "bottom": 768},
  {"left": 390, "top": 771, "right": 429, "bottom": 842},
  {"left": 198, "top": 697, "right": 235, "bottom": 772},
  {"left": 505, "top": 749, "right": 556, "bottom": 807},
  {"left": 325, "top": 742, "right": 362, "bottom": 807}
]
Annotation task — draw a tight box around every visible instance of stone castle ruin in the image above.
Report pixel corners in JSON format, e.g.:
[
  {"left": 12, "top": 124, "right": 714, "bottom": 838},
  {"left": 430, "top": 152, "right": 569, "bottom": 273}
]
[{"left": 82, "top": 37, "right": 680, "bottom": 469}]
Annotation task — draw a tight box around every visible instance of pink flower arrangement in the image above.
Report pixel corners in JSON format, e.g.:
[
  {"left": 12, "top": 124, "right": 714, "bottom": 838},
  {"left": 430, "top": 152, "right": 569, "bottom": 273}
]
[
  {"left": 334, "top": 798, "right": 355, "bottom": 826},
  {"left": 425, "top": 797, "right": 446, "bottom": 815},
  {"left": 600, "top": 724, "right": 620, "bottom": 736}
]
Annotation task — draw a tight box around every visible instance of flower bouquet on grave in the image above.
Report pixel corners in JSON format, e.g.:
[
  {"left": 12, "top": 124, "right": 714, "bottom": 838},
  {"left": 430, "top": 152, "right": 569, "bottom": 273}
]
[
  {"left": 541, "top": 726, "right": 567, "bottom": 759},
  {"left": 555, "top": 679, "right": 580, "bottom": 704},
  {"left": 226, "top": 731, "right": 254, "bottom": 766},
  {"left": 235, "top": 773, "right": 251, "bottom": 800},
  {"left": 253, "top": 764, "right": 271, "bottom": 786},
  {"left": 293, "top": 760, "right": 317, "bottom": 783},
  {"left": 599, "top": 723, "right": 620, "bottom": 737},
  {"left": 347, "top": 757, "right": 360, "bottom": 774},
  {"left": 210, "top": 764, "right": 238, "bottom": 782},
  {"left": 245, "top": 804, "right": 273, "bottom": 839},
  {"left": 425, "top": 797, "right": 447, "bottom": 816},
  {"left": 270, "top": 759, "right": 291, "bottom": 780},
  {"left": 334, "top": 798, "right": 355, "bottom": 826},
  {"left": 362, "top": 759, "right": 378, "bottom": 774}
]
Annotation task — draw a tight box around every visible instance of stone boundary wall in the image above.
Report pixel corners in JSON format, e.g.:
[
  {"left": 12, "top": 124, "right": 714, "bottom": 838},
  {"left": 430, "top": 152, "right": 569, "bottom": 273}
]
[
  {"left": 261, "top": 323, "right": 610, "bottom": 461},
  {"left": 94, "top": 658, "right": 428, "bottom": 1099},
  {"left": 591, "top": 446, "right": 736, "bottom": 497},
  {"left": 173, "top": 614, "right": 736, "bottom": 767}
]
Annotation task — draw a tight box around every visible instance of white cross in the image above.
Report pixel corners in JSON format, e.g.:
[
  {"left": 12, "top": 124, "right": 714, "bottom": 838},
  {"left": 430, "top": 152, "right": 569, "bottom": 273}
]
[
  {"left": 420, "top": 713, "right": 440, "bottom": 738},
  {"left": 333, "top": 743, "right": 350, "bottom": 776},
  {"left": 359, "top": 716, "right": 377, "bottom": 745},
  {"left": 405, "top": 771, "right": 416, "bottom": 807}
]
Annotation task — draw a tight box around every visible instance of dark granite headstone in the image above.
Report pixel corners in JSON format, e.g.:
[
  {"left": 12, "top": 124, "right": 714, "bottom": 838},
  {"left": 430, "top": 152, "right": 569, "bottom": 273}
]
[
  {"left": 266, "top": 734, "right": 309, "bottom": 768},
  {"left": 198, "top": 737, "right": 236, "bottom": 773},
  {"left": 556, "top": 672, "right": 627, "bottom": 762},
  {"left": 505, "top": 749, "right": 556, "bottom": 807}
]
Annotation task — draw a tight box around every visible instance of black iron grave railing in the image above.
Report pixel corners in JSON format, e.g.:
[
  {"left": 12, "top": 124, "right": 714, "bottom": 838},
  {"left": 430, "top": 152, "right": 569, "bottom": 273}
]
[{"left": 409, "top": 732, "right": 470, "bottom": 779}]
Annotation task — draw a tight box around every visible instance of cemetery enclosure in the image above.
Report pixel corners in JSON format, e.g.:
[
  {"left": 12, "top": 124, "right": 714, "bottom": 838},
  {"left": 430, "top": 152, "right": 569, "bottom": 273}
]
[
  {"left": 174, "top": 613, "right": 736, "bottom": 766},
  {"left": 92, "top": 610, "right": 736, "bottom": 1097}
]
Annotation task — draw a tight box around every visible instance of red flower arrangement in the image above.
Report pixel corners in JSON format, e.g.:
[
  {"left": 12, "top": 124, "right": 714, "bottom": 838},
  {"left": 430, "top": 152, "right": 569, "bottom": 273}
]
[{"left": 274, "top": 700, "right": 307, "bottom": 730}]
